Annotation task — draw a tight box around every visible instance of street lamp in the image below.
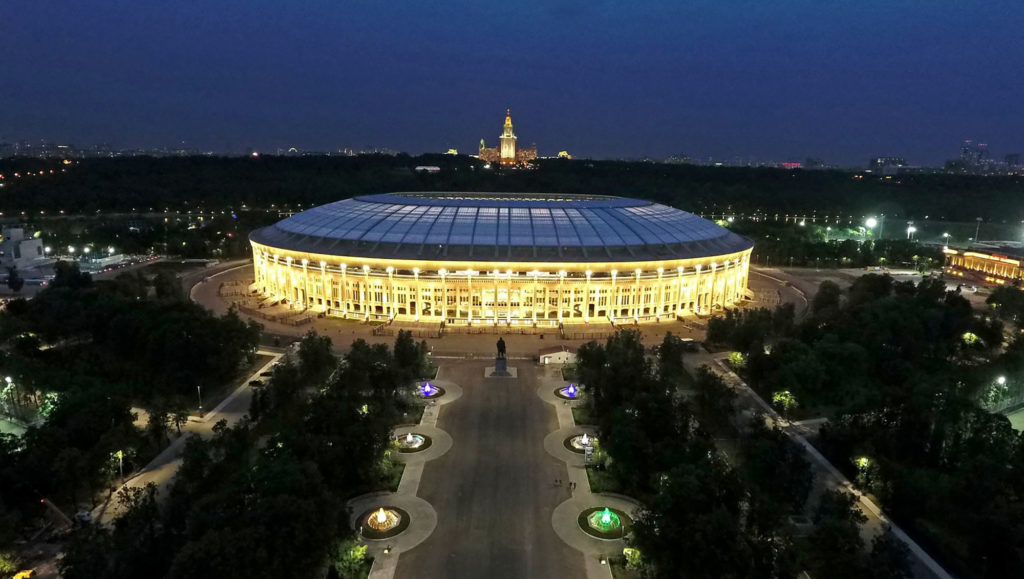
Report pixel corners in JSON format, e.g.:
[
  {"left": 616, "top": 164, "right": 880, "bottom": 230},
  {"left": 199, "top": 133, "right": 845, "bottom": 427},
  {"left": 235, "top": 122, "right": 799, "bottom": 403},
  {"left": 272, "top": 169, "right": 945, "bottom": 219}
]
[
  {"left": 906, "top": 225, "right": 917, "bottom": 240},
  {"left": 997, "top": 375, "right": 1007, "bottom": 386},
  {"left": 865, "top": 217, "right": 878, "bottom": 229},
  {"left": 825, "top": 226, "right": 831, "bottom": 242},
  {"left": 197, "top": 385, "right": 203, "bottom": 415}
]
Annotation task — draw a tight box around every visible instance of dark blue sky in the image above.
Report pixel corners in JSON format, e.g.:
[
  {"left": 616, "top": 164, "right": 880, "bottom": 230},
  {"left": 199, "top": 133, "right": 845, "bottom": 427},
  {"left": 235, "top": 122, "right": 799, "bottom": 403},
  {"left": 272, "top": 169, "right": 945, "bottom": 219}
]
[{"left": 3, "top": 1, "right": 1022, "bottom": 165}]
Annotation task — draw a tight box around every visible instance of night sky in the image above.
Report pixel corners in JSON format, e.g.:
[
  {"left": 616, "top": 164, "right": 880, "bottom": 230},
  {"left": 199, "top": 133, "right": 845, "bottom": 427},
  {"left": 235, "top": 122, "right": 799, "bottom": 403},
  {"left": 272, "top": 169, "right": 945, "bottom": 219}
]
[{"left": 4, "top": 1, "right": 1022, "bottom": 165}]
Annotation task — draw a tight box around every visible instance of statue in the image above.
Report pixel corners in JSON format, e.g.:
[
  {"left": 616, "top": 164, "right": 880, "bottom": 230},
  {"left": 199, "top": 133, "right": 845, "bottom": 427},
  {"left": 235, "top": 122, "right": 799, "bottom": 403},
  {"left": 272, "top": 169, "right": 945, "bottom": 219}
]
[{"left": 496, "top": 337, "right": 506, "bottom": 359}]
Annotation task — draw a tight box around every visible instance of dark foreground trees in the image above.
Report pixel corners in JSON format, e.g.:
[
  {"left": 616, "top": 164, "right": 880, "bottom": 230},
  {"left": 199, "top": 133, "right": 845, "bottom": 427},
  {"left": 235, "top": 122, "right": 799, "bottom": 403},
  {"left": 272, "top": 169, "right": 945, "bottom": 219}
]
[{"left": 57, "top": 333, "right": 415, "bottom": 579}]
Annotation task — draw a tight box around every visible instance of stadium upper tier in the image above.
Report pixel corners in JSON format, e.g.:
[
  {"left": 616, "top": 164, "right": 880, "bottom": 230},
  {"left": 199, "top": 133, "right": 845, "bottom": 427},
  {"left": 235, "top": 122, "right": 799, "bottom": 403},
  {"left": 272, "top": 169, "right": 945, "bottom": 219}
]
[{"left": 249, "top": 192, "right": 752, "bottom": 262}]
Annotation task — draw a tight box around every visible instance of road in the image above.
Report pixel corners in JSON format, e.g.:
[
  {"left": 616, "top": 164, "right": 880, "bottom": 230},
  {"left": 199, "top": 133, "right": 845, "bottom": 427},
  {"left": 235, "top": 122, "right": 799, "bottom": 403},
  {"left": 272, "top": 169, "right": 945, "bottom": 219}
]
[
  {"left": 92, "top": 350, "right": 281, "bottom": 524},
  {"left": 393, "top": 360, "right": 584, "bottom": 579}
]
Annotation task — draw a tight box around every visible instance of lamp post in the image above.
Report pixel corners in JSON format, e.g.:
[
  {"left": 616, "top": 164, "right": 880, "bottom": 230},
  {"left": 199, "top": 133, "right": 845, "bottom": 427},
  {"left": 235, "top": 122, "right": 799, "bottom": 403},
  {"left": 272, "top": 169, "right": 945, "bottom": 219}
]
[
  {"left": 197, "top": 385, "right": 202, "bottom": 416},
  {"left": 906, "top": 225, "right": 917, "bottom": 240},
  {"left": 942, "top": 232, "right": 951, "bottom": 246}
]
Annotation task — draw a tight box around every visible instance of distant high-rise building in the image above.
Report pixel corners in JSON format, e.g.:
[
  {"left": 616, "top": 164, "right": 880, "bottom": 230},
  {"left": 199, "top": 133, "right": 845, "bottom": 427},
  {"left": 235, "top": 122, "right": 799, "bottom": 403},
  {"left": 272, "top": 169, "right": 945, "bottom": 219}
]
[{"left": 478, "top": 109, "right": 537, "bottom": 166}]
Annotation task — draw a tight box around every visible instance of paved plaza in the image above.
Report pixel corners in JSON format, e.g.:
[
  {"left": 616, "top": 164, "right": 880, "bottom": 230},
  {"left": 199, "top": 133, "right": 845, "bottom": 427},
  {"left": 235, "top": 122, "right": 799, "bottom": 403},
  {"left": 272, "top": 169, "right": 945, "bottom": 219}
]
[{"left": 392, "top": 360, "right": 587, "bottom": 579}]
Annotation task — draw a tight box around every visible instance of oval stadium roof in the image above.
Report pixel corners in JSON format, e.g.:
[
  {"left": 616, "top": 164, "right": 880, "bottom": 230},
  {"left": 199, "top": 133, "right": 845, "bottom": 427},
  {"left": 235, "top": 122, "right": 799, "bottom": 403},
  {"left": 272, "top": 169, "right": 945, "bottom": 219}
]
[{"left": 249, "top": 192, "right": 753, "bottom": 262}]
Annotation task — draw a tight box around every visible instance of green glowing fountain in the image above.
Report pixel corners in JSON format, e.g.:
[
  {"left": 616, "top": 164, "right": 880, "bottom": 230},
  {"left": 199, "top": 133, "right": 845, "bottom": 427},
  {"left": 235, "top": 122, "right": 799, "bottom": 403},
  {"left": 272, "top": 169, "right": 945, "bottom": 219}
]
[{"left": 588, "top": 507, "right": 622, "bottom": 533}]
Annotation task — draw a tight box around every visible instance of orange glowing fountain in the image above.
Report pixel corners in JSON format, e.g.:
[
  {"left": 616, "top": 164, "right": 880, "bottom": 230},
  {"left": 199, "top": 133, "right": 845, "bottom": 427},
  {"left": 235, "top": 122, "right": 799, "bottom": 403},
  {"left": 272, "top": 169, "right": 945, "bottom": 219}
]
[{"left": 366, "top": 507, "right": 401, "bottom": 532}]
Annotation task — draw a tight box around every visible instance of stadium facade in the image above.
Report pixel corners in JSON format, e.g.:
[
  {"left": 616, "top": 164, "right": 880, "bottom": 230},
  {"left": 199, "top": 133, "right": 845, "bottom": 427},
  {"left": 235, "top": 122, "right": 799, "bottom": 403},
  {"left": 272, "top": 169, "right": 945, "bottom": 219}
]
[{"left": 248, "top": 192, "right": 753, "bottom": 326}]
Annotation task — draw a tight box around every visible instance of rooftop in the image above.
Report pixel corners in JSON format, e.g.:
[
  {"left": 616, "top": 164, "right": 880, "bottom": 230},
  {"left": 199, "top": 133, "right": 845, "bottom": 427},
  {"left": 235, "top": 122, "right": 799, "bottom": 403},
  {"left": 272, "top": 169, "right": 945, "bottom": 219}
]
[{"left": 249, "top": 192, "right": 753, "bottom": 262}]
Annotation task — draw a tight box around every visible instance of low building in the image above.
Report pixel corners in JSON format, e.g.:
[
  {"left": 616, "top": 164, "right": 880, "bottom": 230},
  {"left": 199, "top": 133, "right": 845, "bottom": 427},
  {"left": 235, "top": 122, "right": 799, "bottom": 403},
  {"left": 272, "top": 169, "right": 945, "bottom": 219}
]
[
  {"left": 0, "top": 228, "right": 45, "bottom": 270},
  {"left": 539, "top": 345, "right": 577, "bottom": 365},
  {"left": 943, "top": 247, "right": 1022, "bottom": 285}
]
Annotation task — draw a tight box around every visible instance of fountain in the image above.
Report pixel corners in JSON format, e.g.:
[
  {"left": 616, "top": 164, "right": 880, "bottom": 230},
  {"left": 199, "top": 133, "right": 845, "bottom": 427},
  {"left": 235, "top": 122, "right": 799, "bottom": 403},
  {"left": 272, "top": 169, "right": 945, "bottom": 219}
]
[
  {"left": 568, "top": 432, "right": 597, "bottom": 452},
  {"left": 588, "top": 507, "right": 622, "bottom": 533},
  {"left": 365, "top": 507, "right": 401, "bottom": 532},
  {"left": 416, "top": 382, "right": 442, "bottom": 398},
  {"left": 557, "top": 381, "right": 581, "bottom": 399},
  {"left": 398, "top": 432, "right": 426, "bottom": 450},
  {"left": 556, "top": 383, "right": 581, "bottom": 400}
]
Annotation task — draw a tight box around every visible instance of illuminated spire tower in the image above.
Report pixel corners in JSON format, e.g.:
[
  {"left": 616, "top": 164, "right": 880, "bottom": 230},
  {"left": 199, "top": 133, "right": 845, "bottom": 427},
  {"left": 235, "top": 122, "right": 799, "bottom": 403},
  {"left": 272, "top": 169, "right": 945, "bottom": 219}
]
[{"left": 499, "top": 108, "right": 517, "bottom": 165}]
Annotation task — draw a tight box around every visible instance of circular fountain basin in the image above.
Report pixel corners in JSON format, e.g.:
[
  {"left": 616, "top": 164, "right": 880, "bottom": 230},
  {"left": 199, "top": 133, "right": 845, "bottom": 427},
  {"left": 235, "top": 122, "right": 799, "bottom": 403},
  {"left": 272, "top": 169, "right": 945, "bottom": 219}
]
[
  {"left": 415, "top": 383, "right": 446, "bottom": 399},
  {"left": 359, "top": 506, "right": 411, "bottom": 540},
  {"left": 563, "top": 434, "right": 597, "bottom": 454},
  {"left": 395, "top": 432, "right": 433, "bottom": 453},
  {"left": 578, "top": 506, "right": 633, "bottom": 540},
  {"left": 555, "top": 384, "right": 583, "bottom": 400}
]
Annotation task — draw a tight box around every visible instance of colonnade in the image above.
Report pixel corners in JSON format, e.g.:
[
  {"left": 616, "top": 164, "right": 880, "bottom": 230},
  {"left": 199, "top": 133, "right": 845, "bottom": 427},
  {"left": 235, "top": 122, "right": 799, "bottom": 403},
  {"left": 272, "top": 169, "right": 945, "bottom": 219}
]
[{"left": 250, "top": 245, "right": 751, "bottom": 325}]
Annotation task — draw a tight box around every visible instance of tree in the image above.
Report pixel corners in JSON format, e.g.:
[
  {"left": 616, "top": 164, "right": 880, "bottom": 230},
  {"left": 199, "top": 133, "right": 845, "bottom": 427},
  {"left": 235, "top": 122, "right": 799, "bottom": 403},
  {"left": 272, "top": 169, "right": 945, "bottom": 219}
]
[
  {"left": 5, "top": 266, "right": 24, "bottom": 293},
  {"left": 171, "top": 408, "right": 189, "bottom": 434},
  {"left": 804, "top": 489, "right": 867, "bottom": 578},
  {"left": 297, "top": 330, "right": 336, "bottom": 383},
  {"left": 867, "top": 528, "right": 912, "bottom": 579},
  {"left": 694, "top": 366, "right": 737, "bottom": 434},
  {"left": 146, "top": 407, "right": 170, "bottom": 450},
  {"left": 657, "top": 332, "right": 687, "bottom": 386},
  {"left": 811, "top": 280, "right": 841, "bottom": 318}
]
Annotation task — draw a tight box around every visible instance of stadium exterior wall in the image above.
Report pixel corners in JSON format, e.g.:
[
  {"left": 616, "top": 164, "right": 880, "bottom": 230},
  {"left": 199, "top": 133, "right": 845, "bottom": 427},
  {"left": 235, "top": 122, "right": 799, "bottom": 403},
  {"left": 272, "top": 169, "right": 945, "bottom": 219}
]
[{"left": 247, "top": 244, "right": 752, "bottom": 326}]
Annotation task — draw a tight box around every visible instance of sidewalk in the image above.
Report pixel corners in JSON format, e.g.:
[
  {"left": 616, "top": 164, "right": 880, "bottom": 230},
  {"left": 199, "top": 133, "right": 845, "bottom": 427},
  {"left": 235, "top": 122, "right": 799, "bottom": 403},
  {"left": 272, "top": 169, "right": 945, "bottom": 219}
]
[{"left": 537, "top": 365, "right": 640, "bottom": 579}]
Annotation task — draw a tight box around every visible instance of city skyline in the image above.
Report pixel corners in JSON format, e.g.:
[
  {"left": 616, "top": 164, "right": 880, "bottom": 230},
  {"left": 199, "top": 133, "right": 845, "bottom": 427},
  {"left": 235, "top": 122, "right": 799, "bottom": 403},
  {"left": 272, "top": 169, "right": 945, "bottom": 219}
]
[{"left": 3, "top": 1, "right": 1023, "bottom": 165}]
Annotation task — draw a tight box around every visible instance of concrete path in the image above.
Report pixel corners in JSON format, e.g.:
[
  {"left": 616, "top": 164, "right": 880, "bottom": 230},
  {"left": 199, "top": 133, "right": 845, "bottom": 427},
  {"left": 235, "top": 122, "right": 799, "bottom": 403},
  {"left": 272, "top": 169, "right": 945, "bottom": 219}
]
[{"left": 536, "top": 366, "right": 643, "bottom": 579}]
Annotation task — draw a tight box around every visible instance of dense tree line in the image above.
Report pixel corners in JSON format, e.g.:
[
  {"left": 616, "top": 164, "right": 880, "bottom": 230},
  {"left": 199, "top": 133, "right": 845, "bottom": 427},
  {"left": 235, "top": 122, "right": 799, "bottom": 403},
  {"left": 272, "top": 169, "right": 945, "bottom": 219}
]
[
  {"left": 576, "top": 330, "right": 897, "bottom": 577},
  {"left": 0, "top": 262, "right": 261, "bottom": 571},
  {"left": 2, "top": 156, "right": 1023, "bottom": 221},
  {"left": 56, "top": 330, "right": 424, "bottom": 579},
  {"left": 732, "top": 221, "right": 943, "bottom": 270},
  {"left": 714, "top": 274, "right": 1024, "bottom": 577}
]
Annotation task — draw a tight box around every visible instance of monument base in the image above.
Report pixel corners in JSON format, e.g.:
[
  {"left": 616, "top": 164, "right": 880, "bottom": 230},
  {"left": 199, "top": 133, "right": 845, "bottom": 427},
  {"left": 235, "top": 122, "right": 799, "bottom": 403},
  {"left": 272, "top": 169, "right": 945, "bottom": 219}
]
[{"left": 486, "top": 357, "right": 516, "bottom": 378}]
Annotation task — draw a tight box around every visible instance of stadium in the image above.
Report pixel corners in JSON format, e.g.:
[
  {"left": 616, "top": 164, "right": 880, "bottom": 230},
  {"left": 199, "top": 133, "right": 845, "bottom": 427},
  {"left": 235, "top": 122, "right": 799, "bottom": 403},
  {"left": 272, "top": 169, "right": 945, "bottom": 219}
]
[{"left": 248, "top": 192, "right": 753, "bottom": 326}]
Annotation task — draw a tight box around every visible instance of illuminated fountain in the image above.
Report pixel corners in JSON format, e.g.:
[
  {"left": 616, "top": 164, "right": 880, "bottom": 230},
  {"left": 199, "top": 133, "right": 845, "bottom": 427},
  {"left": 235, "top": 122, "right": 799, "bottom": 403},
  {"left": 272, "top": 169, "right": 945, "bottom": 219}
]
[
  {"left": 398, "top": 432, "right": 426, "bottom": 450},
  {"left": 416, "top": 382, "right": 442, "bottom": 398},
  {"left": 557, "top": 383, "right": 581, "bottom": 399},
  {"left": 365, "top": 507, "right": 401, "bottom": 532},
  {"left": 588, "top": 507, "right": 623, "bottom": 534},
  {"left": 570, "top": 432, "right": 596, "bottom": 451}
]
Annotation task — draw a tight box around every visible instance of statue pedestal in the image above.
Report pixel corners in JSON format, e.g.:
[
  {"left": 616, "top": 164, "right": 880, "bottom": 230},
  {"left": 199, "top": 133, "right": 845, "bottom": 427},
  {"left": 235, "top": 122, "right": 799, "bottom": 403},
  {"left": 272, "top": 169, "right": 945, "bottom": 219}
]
[{"left": 486, "top": 357, "right": 516, "bottom": 378}]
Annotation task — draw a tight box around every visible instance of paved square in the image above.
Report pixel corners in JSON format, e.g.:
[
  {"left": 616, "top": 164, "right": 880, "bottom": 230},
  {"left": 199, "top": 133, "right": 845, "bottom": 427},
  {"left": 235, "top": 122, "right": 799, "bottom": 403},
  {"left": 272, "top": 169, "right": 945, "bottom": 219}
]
[{"left": 393, "top": 360, "right": 584, "bottom": 578}]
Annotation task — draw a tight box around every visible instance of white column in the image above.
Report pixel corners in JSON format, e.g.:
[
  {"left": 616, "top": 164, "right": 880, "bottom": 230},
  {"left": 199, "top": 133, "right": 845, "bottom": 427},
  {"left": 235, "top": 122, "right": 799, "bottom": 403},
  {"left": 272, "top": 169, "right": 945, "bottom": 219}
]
[
  {"left": 413, "top": 268, "right": 420, "bottom": 321},
  {"left": 320, "top": 261, "right": 328, "bottom": 313},
  {"left": 340, "top": 264, "right": 348, "bottom": 317},
  {"left": 362, "top": 265, "right": 370, "bottom": 320},
  {"left": 634, "top": 268, "right": 641, "bottom": 322},
  {"left": 584, "top": 270, "right": 592, "bottom": 323},
  {"left": 657, "top": 267, "right": 664, "bottom": 320}
]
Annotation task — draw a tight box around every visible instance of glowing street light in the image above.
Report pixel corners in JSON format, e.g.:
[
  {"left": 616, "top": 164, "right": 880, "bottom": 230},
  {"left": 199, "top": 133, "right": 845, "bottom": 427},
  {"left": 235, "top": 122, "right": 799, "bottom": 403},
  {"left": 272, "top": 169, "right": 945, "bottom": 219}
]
[
  {"left": 865, "top": 217, "right": 878, "bottom": 229},
  {"left": 997, "top": 375, "right": 1007, "bottom": 386},
  {"left": 906, "top": 225, "right": 917, "bottom": 240}
]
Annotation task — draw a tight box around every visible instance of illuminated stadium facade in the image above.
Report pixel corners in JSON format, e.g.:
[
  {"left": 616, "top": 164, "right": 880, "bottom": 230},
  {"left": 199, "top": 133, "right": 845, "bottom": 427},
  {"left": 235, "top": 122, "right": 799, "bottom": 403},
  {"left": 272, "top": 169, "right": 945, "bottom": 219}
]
[{"left": 248, "top": 193, "right": 753, "bottom": 326}]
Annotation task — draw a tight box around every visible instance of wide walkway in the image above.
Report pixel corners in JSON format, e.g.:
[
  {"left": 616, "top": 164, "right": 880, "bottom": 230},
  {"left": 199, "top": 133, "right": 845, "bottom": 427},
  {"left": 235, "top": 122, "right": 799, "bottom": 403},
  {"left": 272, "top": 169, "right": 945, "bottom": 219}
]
[{"left": 393, "top": 360, "right": 584, "bottom": 579}]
